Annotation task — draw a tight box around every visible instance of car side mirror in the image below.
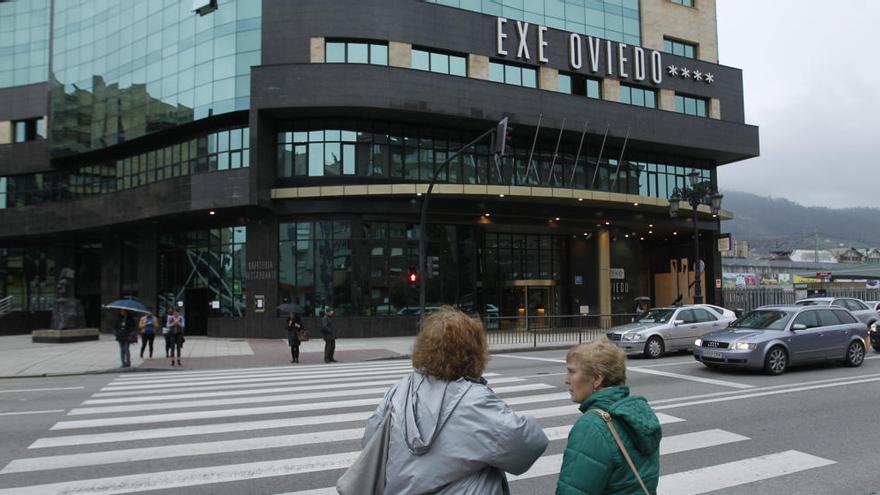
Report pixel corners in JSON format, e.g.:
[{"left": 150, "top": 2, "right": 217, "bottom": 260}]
[
  {"left": 674, "top": 319, "right": 685, "bottom": 326},
  {"left": 791, "top": 323, "right": 807, "bottom": 331}
]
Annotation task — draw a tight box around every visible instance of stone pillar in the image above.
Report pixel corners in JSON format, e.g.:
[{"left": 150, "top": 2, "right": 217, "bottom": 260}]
[
  {"left": 388, "top": 41, "right": 412, "bottom": 68},
  {"left": 659, "top": 89, "right": 676, "bottom": 111},
  {"left": 0, "top": 121, "right": 11, "bottom": 144},
  {"left": 310, "top": 37, "right": 325, "bottom": 63},
  {"left": 100, "top": 234, "right": 122, "bottom": 333},
  {"left": 242, "top": 214, "right": 279, "bottom": 338},
  {"left": 539, "top": 66, "right": 559, "bottom": 91},
  {"left": 597, "top": 230, "right": 612, "bottom": 328},
  {"left": 601, "top": 79, "right": 620, "bottom": 103},
  {"left": 468, "top": 54, "right": 489, "bottom": 80},
  {"left": 709, "top": 98, "right": 721, "bottom": 119},
  {"left": 137, "top": 225, "right": 158, "bottom": 313}
]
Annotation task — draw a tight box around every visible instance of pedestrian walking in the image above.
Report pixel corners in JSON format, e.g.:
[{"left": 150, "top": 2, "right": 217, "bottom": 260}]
[
  {"left": 168, "top": 308, "right": 185, "bottom": 366},
  {"left": 320, "top": 308, "right": 337, "bottom": 363},
  {"left": 113, "top": 310, "right": 136, "bottom": 368},
  {"left": 286, "top": 312, "right": 303, "bottom": 363},
  {"left": 557, "top": 338, "right": 662, "bottom": 495},
  {"left": 162, "top": 306, "right": 174, "bottom": 357},
  {"left": 138, "top": 312, "right": 158, "bottom": 359},
  {"left": 351, "top": 307, "right": 548, "bottom": 493}
]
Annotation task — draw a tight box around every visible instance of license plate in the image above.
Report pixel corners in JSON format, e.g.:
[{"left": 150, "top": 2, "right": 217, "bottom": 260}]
[{"left": 703, "top": 350, "right": 723, "bottom": 359}]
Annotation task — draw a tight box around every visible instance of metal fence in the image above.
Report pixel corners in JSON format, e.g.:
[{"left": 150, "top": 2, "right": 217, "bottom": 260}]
[
  {"left": 723, "top": 288, "right": 880, "bottom": 313},
  {"left": 482, "top": 314, "right": 641, "bottom": 347}
]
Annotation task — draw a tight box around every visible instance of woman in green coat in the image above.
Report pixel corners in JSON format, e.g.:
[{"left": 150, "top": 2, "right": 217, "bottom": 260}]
[{"left": 557, "top": 338, "right": 662, "bottom": 495}]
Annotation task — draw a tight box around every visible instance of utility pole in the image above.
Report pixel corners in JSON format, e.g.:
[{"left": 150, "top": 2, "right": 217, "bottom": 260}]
[{"left": 814, "top": 230, "right": 819, "bottom": 263}]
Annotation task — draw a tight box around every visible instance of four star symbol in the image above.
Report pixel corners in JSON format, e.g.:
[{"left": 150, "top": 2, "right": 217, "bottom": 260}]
[{"left": 668, "top": 66, "right": 714, "bottom": 84}]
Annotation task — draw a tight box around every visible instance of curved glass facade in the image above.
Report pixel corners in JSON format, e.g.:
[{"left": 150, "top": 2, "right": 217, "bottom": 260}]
[
  {"left": 50, "top": 0, "right": 260, "bottom": 156},
  {"left": 277, "top": 120, "right": 711, "bottom": 200},
  {"left": 0, "top": 0, "right": 50, "bottom": 88},
  {"left": 424, "top": 0, "right": 640, "bottom": 45}
]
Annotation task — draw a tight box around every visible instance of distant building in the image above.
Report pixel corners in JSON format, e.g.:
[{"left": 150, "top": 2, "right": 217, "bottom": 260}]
[
  {"left": 830, "top": 247, "right": 864, "bottom": 264},
  {"left": 864, "top": 249, "right": 880, "bottom": 264},
  {"left": 789, "top": 249, "right": 836, "bottom": 263}
]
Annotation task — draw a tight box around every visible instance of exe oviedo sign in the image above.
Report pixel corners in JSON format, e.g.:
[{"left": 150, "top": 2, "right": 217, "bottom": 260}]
[{"left": 495, "top": 17, "right": 716, "bottom": 86}]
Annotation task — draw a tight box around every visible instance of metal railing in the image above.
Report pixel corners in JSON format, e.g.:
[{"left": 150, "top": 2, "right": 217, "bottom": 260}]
[
  {"left": 482, "top": 313, "right": 641, "bottom": 347},
  {"left": 723, "top": 288, "right": 880, "bottom": 313},
  {"left": 0, "top": 296, "right": 13, "bottom": 317}
]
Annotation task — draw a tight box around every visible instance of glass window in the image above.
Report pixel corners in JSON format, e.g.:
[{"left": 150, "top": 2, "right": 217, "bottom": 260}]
[
  {"left": 620, "top": 84, "right": 655, "bottom": 109},
  {"left": 449, "top": 55, "right": 467, "bottom": 77},
  {"left": 422, "top": 0, "right": 640, "bottom": 45},
  {"left": 412, "top": 49, "right": 429, "bottom": 71},
  {"left": 670, "top": 0, "right": 694, "bottom": 7},
  {"left": 489, "top": 62, "right": 504, "bottom": 83},
  {"left": 370, "top": 44, "right": 388, "bottom": 65},
  {"left": 326, "top": 42, "right": 345, "bottom": 63},
  {"left": 558, "top": 74, "right": 572, "bottom": 94},
  {"left": 348, "top": 43, "right": 369, "bottom": 63},
  {"left": 674, "top": 94, "right": 708, "bottom": 117},
  {"left": 430, "top": 52, "right": 448, "bottom": 74},
  {"left": 792, "top": 311, "right": 820, "bottom": 329},
  {"left": 663, "top": 37, "right": 697, "bottom": 59}
]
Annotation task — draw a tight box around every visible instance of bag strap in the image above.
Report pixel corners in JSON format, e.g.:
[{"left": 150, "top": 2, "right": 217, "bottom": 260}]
[{"left": 588, "top": 408, "right": 650, "bottom": 495}]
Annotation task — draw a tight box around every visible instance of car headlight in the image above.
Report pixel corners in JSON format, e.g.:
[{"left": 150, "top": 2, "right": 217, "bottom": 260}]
[
  {"left": 731, "top": 342, "right": 756, "bottom": 351},
  {"left": 623, "top": 333, "right": 640, "bottom": 341},
  {"left": 871, "top": 322, "right": 877, "bottom": 332},
  {"left": 694, "top": 338, "right": 703, "bottom": 347}
]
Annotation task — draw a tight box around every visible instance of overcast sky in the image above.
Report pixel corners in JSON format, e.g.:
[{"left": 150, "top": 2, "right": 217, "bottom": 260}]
[{"left": 715, "top": 0, "right": 880, "bottom": 209}]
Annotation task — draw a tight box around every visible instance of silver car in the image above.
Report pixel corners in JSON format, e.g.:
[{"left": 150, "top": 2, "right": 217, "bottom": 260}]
[
  {"left": 606, "top": 305, "right": 736, "bottom": 358},
  {"left": 694, "top": 305, "right": 867, "bottom": 375},
  {"left": 794, "top": 297, "right": 878, "bottom": 328}
]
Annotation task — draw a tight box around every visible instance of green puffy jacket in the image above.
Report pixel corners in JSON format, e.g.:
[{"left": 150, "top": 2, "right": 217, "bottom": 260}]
[{"left": 556, "top": 386, "right": 661, "bottom": 495}]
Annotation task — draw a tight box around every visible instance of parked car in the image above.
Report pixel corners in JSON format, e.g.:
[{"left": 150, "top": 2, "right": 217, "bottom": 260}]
[
  {"left": 703, "top": 304, "right": 737, "bottom": 320},
  {"left": 606, "top": 305, "right": 736, "bottom": 358},
  {"left": 866, "top": 301, "right": 880, "bottom": 351},
  {"left": 694, "top": 305, "right": 867, "bottom": 375},
  {"left": 396, "top": 306, "right": 443, "bottom": 316},
  {"left": 794, "top": 297, "right": 878, "bottom": 329}
]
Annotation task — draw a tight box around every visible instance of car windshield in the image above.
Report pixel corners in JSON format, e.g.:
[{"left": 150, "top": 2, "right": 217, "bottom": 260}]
[
  {"left": 730, "top": 310, "right": 794, "bottom": 330},
  {"left": 638, "top": 309, "right": 675, "bottom": 323},
  {"left": 794, "top": 300, "right": 827, "bottom": 306}
]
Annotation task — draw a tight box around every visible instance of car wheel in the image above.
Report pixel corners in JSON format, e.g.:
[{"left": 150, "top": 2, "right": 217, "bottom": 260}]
[
  {"left": 844, "top": 340, "right": 865, "bottom": 367},
  {"left": 764, "top": 346, "right": 788, "bottom": 375},
  {"left": 644, "top": 336, "right": 665, "bottom": 359}
]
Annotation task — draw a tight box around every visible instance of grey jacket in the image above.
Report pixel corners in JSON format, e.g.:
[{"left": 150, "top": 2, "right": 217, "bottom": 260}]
[{"left": 362, "top": 371, "right": 549, "bottom": 494}]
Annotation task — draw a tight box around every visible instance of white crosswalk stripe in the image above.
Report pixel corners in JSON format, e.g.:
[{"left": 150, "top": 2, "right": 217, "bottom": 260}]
[{"left": 0, "top": 361, "right": 836, "bottom": 494}]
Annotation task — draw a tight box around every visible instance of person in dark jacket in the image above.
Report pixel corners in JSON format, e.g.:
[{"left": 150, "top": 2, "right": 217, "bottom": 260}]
[
  {"left": 320, "top": 308, "right": 337, "bottom": 363},
  {"left": 557, "top": 338, "right": 661, "bottom": 494},
  {"left": 139, "top": 312, "right": 158, "bottom": 359},
  {"left": 286, "top": 312, "right": 302, "bottom": 363},
  {"left": 168, "top": 309, "right": 185, "bottom": 366},
  {"left": 113, "top": 310, "right": 135, "bottom": 368}
]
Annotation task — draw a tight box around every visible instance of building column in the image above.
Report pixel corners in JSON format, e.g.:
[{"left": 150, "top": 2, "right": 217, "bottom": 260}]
[
  {"left": 137, "top": 225, "right": 158, "bottom": 314},
  {"left": 242, "top": 214, "right": 279, "bottom": 339},
  {"left": 597, "top": 229, "right": 612, "bottom": 328}
]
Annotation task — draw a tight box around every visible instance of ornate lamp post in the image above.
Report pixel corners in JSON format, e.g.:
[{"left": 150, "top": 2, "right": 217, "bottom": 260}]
[{"left": 668, "top": 171, "right": 723, "bottom": 304}]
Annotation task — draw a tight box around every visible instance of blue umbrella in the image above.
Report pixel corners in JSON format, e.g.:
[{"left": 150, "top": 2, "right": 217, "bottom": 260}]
[{"left": 103, "top": 298, "right": 151, "bottom": 314}]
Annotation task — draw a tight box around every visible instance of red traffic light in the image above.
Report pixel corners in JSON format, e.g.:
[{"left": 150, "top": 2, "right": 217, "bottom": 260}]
[{"left": 409, "top": 272, "right": 417, "bottom": 283}]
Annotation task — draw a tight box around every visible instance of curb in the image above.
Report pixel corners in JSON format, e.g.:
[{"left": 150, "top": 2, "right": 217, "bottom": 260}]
[{"left": 366, "top": 344, "right": 576, "bottom": 362}]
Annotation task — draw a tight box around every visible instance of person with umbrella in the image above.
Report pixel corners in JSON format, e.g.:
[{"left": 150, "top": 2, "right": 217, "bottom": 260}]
[
  {"left": 113, "top": 310, "right": 136, "bottom": 368},
  {"left": 104, "top": 298, "right": 150, "bottom": 368}
]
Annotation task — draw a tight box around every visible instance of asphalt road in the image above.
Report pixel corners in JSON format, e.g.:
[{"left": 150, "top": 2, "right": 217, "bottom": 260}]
[{"left": 0, "top": 350, "right": 879, "bottom": 494}]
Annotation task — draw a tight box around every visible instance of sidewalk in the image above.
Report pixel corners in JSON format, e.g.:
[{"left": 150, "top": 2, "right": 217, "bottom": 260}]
[{"left": 0, "top": 333, "right": 580, "bottom": 378}]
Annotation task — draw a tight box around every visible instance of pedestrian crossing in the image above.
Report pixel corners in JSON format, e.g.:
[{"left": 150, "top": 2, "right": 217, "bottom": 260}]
[{"left": 0, "top": 360, "right": 836, "bottom": 494}]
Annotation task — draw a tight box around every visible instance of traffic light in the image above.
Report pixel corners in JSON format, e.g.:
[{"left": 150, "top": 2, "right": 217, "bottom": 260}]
[
  {"left": 426, "top": 256, "right": 440, "bottom": 279},
  {"left": 494, "top": 117, "right": 513, "bottom": 156},
  {"left": 407, "top": 267, "right": 419, "bottom": 289}
]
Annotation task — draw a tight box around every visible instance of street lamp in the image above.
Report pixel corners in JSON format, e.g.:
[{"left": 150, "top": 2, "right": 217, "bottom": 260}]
[{"left": 668, "top": 171, "right": 723, "bottom": 304}]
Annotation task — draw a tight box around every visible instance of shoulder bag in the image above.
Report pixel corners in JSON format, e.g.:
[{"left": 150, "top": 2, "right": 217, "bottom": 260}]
[
  {"left": 336, "top": 390, "right": 397, "bottom": 494},
  {"left": 588, "top": 408, "right": 651, "bottom": 495},
  {"left": 297, "top": 329, "right": 310, "bottom": 341}
]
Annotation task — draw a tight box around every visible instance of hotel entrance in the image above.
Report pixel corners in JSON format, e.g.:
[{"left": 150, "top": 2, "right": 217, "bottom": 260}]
[{"left": 499, "top": 280, "right": 558, "bottom": 329}]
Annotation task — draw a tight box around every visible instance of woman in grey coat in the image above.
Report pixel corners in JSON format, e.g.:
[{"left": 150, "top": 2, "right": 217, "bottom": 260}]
[{"left": 361, "top": 307, "right": 549, "bottom": 494}]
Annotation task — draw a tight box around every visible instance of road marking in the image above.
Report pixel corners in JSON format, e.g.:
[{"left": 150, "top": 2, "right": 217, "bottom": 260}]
[
  {"left": 628, "top": 366, "right": 755, "bottom": 389},
  {"left": 7, "top": 408, "right": 683, "bottom": 475},
  {"left": 0, "top": 409, "right": 64, "bottom": 417},
  {"left": 494, "top": 353, "right": 754, "bottom": 389},
  {"left": 92, "top": 369, "right": 418, "bottom": 397},
  {"left": 50, "top": 388, "right": 564, "bottom": 430},
  {"left": 657, "top": 450, "right": 836, "bottom": 495},
  {"left": 0, "top": 387, "right": 84, "bottom": 394},
  {"left": 70, "top": 382, "right": 550, "bottom": 416},
  {"left": 84, "top": 376, "right": 526, "bottom": 404},
  {"left": 112, "top": 360, "right": 415, "bottom": 382},
  {"left": 649, "top": 371, "right": 880, "bottom": 406},
  {"left": 654, "top": 375, "right": 880, "bottom": 411},
  {"left": 658, "top": 429, "right": 749, "bottom": 455},
  {"left": 101, "top": 364, "right": 417, "bottom": 390}
]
